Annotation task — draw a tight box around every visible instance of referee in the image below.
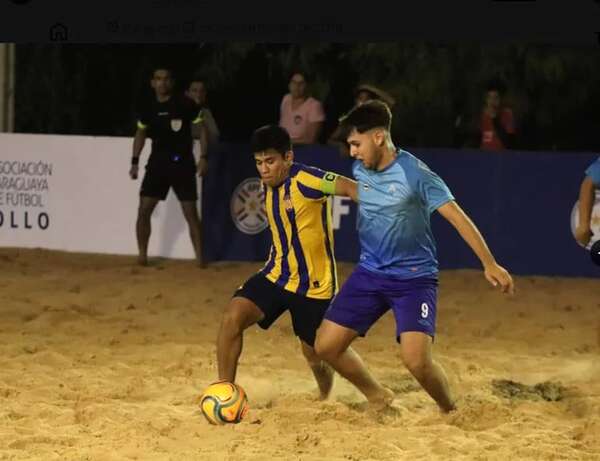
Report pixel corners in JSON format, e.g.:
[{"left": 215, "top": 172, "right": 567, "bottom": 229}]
[{"left": 130, "top": 65, "right": 208, "bottom": 267}]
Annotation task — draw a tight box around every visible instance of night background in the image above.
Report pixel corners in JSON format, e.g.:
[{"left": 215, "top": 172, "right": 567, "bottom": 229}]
[{"left": 13, "top": 42, "right": 600, "bottom": 151}]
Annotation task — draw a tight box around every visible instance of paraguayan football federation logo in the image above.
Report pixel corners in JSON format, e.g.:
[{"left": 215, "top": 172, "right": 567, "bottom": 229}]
[
  {"left": 570, "top": 189, "right": 600, "bottom": 249},
  {"left": 230, "top": 178, "right": 268, "bottom": 235}
]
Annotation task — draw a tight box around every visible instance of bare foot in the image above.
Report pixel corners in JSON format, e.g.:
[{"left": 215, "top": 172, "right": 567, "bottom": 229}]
[
  {"left": 440, "top": 401, "right": 457, "bottom": 414},
  {"left": 367, "top": 390, "right": 403, "bottom": 422},
  {"left": 196, "top": 259, "right": 207, "bottom": 269},
  {"left": 367, "top": 386, "right": 395, "bottom": 409},
  {"left": 369, "top": 402, "right": 402, "bottom": 419}
]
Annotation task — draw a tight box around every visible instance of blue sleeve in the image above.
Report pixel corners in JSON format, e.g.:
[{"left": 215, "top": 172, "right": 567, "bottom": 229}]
[
  {"left": 352, "top": 160, "right": 361, "bottom": 179},
  {"left": 585, "top": 157, "right": 600, "bottom": 186},
  {"left": 415, "top": 160, "right": 454, "bottom": 213}
]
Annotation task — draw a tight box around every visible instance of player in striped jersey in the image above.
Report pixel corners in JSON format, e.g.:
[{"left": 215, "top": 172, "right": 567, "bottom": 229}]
[{"left": 215, "top": 125, "right": 394, "bottom": 405}]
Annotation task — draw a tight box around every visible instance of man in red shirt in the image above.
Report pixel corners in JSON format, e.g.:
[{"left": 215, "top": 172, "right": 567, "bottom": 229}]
[{"left": 479, "top": 81, "right": 516, "bottom": 151}]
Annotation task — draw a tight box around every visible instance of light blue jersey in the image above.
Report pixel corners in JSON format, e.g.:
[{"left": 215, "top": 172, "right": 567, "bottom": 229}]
[
  {"left": 585, "top": 157, "right": 600, "bottom": 186},
  {"left": 353, "top": 149, "right": 454, "bottom": 279}
]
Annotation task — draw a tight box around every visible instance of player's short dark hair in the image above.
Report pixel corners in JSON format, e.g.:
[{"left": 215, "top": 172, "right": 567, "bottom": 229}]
[
  {"left": 339, "top": 100, "right": 392, "bottom": 134},
  {"left": 250, "top": 125, "right": 292, "bottom": 156}
]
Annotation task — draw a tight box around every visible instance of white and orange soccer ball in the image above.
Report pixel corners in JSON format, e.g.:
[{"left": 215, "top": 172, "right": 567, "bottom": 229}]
[{"left": 200, "top": 381, "right": 249, "bottom": 425}]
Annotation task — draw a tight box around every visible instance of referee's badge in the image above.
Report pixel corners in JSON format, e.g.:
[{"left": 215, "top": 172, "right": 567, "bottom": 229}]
[{"left": 170, "top": 118, "right": 183, "bottom": 132}]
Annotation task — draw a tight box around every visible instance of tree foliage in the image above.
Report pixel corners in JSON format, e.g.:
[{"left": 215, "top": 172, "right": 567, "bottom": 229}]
[{"left": 15, "top": 43, "right": 600, "bottom": 150}]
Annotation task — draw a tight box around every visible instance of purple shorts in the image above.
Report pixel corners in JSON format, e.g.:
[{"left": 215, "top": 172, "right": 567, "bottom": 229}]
[{"left": 324, "top": 265, "right": 438, "bottom": 341}]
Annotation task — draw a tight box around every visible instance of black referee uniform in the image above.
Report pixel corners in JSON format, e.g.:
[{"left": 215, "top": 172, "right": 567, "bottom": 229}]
[{"left": 136, "top": 96, "right": 203, "bottom": 201}]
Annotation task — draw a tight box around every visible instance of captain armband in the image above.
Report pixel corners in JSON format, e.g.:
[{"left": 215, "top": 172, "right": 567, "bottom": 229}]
[{"left": 320, "top": 172, "right": 338, "bottom": 195}]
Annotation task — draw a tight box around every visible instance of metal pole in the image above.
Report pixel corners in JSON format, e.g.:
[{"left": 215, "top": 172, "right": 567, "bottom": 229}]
[{"left": 0, "top": 43, "right": 15, "bottom": 133}]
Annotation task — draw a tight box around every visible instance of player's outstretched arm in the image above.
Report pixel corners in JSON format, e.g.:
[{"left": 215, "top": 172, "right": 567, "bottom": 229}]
[
  {"left": 333, "top": 176, "right": 358, "bottom": 202},
  {"left": 437, "top": 200, "right": 515, "bottom": 294},
  {"left": 575, "top": 175, "right": 595, "bottom": 246}
]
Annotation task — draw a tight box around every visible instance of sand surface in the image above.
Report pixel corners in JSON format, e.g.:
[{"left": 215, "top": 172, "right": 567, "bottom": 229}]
[{"left": 0, "top": 248, "right": 599, "bottom": 460}]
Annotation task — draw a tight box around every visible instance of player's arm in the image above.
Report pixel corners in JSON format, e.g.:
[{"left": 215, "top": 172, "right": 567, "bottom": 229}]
[
  {"left": 191, "top": 110, "right": 208, "bottom": 176},
  {"left": 130, "top": 125, "right": 147, "bottom": 180},
  {"left": 204, "top": 108, "right": 220, "bottom": 145},
  {"left": 319, "top": 172, "right": 358, "bottom": 202},
  {"left": 575, "top": 175, "right": 596, "bottom": 246},
  {"left": 437, "top": 200, "right": 515, "bottom": 294},
  {"left": 334, "top": 176, "right": 358, "bottom": 202}
]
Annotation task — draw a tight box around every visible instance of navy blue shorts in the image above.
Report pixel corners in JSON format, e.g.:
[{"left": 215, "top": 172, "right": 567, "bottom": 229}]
[
  {"left": 140, "top": 161, "right": 197, "bottom": 202},
  {"left": 234, "top": 273, "right": 331, "bottom": 347},
  {"left": 324, "top": 266, "right": 438, "bottom": 341}
]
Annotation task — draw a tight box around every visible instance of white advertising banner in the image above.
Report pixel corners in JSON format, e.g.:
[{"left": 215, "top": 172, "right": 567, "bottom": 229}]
[{"left": 0, "top": 133, "right": 201, "bottom": 259}]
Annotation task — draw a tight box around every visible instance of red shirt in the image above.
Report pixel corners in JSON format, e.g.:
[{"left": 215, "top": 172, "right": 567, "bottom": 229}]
[{"left": 480, "top": 108, "right": 515, "bottom": 150}]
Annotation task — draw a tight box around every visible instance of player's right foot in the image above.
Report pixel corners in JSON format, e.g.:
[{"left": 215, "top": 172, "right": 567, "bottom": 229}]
[
  {"left": 366, "top": 388, "right": 403, "bottom": 421},
  {"left": 366, "top": 386, "right": 395, "bottom": 409},
  {"left": 137, "top": 254, "right": 148, "bottom": 266},
  {"left": 439, "top": 400, "right": 457, "bottom": 413}
]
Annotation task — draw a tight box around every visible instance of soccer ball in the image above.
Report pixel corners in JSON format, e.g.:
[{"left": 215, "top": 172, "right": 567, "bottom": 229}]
[{"left": 200, "top": 381, "right": 249, "bottom": 425}]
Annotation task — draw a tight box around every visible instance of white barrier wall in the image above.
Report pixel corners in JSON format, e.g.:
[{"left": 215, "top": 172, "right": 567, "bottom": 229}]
[{"left": 0, "top": 133, "right": 201, "bottom": 259}]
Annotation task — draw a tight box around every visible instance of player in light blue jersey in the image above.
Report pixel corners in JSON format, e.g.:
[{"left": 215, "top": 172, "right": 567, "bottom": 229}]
[
  {"left": 315, "top": 100, "right": 514, "bottom": 413},
  {"left": 575, "top": 157, "right": 600, "bottom": 246}
]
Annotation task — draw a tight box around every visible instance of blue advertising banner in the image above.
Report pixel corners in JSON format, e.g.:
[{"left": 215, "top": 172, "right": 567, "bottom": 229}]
[{"left": 203, "top": 143, "right": 599, "bottom": 278}]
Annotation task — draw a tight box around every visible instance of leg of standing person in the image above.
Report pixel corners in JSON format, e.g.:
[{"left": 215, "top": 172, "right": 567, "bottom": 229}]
[
  {"left": 180, "top": 200, "right": 204, "bottom": 267},
  {"left": 399, "top": 332, "right": 455, "bottom": 412},
  {"left": 136, "top": 196, "right": 159, "bottom": 266},
  {"left": 387, "top": 277, "right": 455, "bottom": 413}
]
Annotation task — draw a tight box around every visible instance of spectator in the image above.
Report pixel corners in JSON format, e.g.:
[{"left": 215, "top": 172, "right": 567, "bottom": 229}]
[
  {"left": 279, "top": 71, "right": 325, "bottom": 145},
  {"left": 353, "top": 83, "right": 396, "bottom": 108},
  {"left": 479, "top": 79, "right": 516, "bottom": 151},
  {"left": 574, "top": 156, "right": 600, "bottom": 247},
  {"left": 328, "top": 83, "right": 396, "bottom": 156},
  {"left": 185, "top": 77, "right": 220, "bottom": 147}
]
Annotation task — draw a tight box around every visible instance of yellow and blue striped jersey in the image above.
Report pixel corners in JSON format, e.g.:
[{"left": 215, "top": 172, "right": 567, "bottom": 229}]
[{"left": 261, "top": 163, "right": 339, "bottom": 300}]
